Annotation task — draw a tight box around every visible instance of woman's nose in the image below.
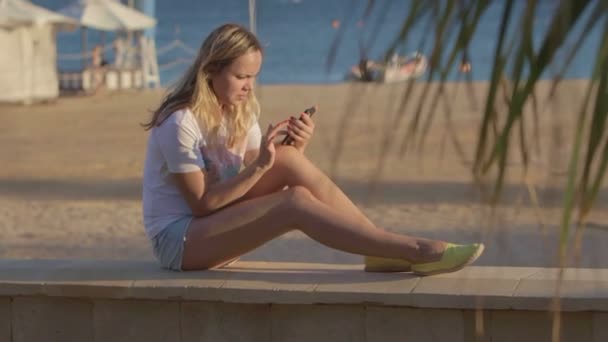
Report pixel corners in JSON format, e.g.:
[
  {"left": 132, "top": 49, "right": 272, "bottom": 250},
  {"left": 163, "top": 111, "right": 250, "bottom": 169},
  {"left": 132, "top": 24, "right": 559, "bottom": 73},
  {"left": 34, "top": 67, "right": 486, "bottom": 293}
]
[{"left": 244, "top": 78, "right": 253, "bottom": 91}]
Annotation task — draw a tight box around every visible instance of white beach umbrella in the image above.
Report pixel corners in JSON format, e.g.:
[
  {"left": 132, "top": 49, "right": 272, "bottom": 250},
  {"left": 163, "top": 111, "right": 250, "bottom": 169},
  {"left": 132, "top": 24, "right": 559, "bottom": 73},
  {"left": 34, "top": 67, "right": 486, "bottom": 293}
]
[
  {"left": 59, "top": 0, "right": 156, "bottom": 31},
  {"left": 0, "top": 0, "right": 78, "bottom": 30}
]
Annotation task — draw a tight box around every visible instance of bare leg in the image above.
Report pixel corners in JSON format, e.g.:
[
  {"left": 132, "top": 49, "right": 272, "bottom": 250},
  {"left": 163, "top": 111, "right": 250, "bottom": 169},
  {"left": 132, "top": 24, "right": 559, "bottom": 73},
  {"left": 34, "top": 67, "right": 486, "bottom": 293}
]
[
  {"left": 182, "top": 146, "right": 445, "bottom": 270},
  {"left": 242, "top": 145, "right": 445, "bottom": 256},
  {"left": 182, "top": 186, "right": 443, "bottom": 270}
]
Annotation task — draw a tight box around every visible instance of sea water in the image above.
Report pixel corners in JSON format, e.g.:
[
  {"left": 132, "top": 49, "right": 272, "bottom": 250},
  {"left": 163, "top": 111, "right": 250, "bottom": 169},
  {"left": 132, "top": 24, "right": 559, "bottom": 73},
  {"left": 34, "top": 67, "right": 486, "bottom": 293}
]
[{"left": 35, "top": 0, "right": 603, "bottom": 86}]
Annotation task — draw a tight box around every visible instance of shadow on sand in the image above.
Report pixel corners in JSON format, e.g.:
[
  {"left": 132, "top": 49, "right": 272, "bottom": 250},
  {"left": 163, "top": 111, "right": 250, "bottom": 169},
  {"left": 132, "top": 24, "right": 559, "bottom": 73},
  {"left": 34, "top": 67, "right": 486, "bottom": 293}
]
[{"left": 1, "top": 177, "right": 607, "bottom": 209}]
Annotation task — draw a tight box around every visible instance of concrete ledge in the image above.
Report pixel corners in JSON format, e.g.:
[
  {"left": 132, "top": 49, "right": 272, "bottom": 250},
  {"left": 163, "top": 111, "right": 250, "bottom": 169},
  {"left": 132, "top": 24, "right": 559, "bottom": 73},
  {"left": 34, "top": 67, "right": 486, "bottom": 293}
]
[
  {"left": 1, "top": 259, "right": 607, "bottom": 312},
  {"left": 2, "top": 260, "right": 608, "bottom": 341}
]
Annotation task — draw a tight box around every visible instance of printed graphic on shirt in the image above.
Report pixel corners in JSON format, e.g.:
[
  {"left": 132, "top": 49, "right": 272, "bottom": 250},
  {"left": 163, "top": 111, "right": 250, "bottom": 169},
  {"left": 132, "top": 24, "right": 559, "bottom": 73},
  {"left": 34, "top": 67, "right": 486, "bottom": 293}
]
[{"left": 200, "top": 143, "right": 244, "bottom": 184}]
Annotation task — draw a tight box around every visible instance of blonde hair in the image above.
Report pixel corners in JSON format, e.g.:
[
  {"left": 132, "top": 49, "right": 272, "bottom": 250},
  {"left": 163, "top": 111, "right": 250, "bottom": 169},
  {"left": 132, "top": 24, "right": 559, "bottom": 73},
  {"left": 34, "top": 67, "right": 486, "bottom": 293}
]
[{"left": 143, "top": 23, "right": 262, "bottom": 148}]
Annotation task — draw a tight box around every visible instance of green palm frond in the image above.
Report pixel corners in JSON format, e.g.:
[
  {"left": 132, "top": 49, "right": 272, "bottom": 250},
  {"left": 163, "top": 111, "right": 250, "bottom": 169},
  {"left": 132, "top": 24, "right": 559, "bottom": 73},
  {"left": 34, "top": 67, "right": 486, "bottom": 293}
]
[
  {"left": 340, "top": 1, "right": 607, "bottom": 340},
  {"left": 348, "top": 0, "right": 607, "bottom": 261}
]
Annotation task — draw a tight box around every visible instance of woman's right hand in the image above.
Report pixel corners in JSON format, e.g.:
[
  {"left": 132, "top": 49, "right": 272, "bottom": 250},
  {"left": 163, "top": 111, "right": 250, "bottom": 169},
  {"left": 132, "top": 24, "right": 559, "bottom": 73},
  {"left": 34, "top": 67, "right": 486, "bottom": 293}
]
[{"left": 255, "top": 121, "right": 288, "bottom": 171}]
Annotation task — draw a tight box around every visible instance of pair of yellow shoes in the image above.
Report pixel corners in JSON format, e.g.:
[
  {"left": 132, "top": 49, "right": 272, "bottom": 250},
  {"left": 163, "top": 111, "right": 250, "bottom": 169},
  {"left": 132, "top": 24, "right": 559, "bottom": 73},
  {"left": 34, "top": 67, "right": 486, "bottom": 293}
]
[{"left": 364, "top": 243, "right": 485, "bottom": 276}]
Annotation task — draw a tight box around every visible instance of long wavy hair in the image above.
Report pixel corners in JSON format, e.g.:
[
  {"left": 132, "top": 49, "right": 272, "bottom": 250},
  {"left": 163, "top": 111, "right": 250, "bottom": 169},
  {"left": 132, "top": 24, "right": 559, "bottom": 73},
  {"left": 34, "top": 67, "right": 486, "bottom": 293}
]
[{"left": 143, "top": 24, "right": 262, "bottom": 148}]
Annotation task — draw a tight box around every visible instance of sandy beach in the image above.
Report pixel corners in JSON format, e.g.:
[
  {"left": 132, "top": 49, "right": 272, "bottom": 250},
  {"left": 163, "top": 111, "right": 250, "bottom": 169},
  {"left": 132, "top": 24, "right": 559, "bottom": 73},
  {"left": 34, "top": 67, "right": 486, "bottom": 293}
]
[{"left": 1, "top": 80, "right": 607, "bottom": 268}]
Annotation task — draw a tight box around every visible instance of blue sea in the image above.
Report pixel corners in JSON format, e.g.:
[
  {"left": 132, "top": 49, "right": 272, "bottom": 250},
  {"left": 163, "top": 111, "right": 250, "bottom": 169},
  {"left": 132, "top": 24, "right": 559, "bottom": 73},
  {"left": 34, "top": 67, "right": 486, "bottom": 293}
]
[{"left": 35, "top": 0, "right": 603, "bottom": 87}]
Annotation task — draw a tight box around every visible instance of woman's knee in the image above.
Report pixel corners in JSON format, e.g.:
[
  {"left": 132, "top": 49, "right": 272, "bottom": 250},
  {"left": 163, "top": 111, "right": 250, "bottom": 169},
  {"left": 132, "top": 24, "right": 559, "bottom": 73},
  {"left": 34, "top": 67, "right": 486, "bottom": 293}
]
[
  {"left": 274, "top": 145, "right": 305, "bottom": 170},
  {"left": 274, "top": 145, "right": 319, "bottom": 183}
]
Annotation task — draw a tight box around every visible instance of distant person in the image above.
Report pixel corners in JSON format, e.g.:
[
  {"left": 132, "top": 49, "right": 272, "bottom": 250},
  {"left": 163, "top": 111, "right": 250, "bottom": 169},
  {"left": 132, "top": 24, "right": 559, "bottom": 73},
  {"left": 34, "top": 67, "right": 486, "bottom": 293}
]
[
  {"left": 141, "top": 23, "right": 484, "bottom": 274},
  {"left": 91, "top": 45, "right": 102, "bottom": 68},
  {"left": 91, "top": 45, "right": 109, "bottom": 68},
  {"left": 459, "top": 51, "right": 472, "bottom": 73},
  {"left": 358, "top": 58, "right": 373, "bottom": 82},
  {"left": 90, "top": 45, "right": 108, "bottom": 93}
]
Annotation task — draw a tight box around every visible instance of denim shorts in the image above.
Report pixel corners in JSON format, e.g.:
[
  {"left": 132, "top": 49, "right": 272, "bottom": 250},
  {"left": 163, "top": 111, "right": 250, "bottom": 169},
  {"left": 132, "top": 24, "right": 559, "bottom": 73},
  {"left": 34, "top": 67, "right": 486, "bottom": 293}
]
[{"left": 152, "top": 216, "right": 193, "bottom": 271}]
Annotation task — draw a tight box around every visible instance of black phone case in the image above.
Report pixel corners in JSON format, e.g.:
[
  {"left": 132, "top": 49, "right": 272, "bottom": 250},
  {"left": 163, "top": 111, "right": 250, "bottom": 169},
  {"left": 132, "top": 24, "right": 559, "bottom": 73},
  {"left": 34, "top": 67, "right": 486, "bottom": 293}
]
[{"left": 281, "top": 106, "right": 316, "bottom": 146}]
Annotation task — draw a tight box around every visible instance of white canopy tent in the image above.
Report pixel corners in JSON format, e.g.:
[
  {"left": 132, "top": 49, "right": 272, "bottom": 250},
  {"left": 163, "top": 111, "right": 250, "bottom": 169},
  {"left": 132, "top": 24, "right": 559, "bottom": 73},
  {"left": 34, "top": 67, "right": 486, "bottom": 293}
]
[
  {"left": 0, "top": 0, "right": 77, "bottom": 103},
  {"left": 0, "top": 0, "right": 77, "bottom": 29},
  {"left": 59, "top": 0, "right": 155, "bottom": 31}
]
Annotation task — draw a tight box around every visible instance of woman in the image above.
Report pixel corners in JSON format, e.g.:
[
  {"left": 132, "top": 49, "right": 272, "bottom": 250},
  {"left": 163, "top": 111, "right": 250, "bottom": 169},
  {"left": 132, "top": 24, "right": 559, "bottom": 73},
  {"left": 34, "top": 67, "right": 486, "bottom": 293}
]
[{"left": 142, "top": 24, "right": 484, "bottom": 275}]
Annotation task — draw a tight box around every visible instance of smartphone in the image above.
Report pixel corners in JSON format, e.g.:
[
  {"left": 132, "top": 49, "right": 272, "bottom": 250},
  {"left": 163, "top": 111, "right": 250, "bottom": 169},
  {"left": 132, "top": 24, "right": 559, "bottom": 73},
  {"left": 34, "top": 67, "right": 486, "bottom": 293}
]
[{"left": 281, "top": 106, "right": 317, "bottom": 146}]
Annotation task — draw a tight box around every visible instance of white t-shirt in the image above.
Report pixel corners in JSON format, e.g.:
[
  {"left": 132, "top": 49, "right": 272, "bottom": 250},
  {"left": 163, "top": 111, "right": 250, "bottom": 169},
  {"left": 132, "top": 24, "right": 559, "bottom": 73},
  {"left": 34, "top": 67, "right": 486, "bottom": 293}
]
[{"left": 142, "top": 108, "right": 262, "bottom": 240}]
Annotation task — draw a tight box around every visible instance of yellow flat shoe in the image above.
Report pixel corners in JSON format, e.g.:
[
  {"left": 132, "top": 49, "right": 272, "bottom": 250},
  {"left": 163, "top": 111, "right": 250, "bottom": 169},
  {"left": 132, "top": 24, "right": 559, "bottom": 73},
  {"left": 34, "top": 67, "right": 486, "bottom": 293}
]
[
  {"left": 364, "top": 255, "right": 411, "bottom": 272},
  {"left": 411, "top": 243, "right": 484, "bottom": 276}
]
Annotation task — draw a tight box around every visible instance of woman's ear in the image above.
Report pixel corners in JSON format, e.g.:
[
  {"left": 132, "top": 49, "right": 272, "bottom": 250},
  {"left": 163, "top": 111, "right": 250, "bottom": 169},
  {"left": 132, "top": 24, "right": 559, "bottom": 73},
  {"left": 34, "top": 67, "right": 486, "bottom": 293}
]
[
  {"left": 207, "top": 75, "right": 218, "bottom": 96},
  {"left": 205, "top": 61, "right": 221, "bottom": 75}
]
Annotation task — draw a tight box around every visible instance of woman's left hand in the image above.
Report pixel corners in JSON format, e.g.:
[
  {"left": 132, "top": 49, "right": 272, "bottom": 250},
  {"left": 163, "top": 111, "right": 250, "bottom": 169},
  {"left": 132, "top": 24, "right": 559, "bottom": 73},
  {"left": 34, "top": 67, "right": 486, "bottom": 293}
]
[{"left": 287, "top": 112, "right": 315, "bottom": 153}]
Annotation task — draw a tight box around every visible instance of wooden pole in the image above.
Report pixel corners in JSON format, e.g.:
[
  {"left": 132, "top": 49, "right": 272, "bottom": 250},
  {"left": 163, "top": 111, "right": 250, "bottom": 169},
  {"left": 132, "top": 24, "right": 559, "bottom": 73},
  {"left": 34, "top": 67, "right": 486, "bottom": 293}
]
[
  {"left": 249, "top": 0, "right": 256, "bottom": 35},
  {"left": 134, "top": 0, "right": 156, "bottom": 39},
  {"left": 81, "top": 27, "right": 87, "bottom": 69}
]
